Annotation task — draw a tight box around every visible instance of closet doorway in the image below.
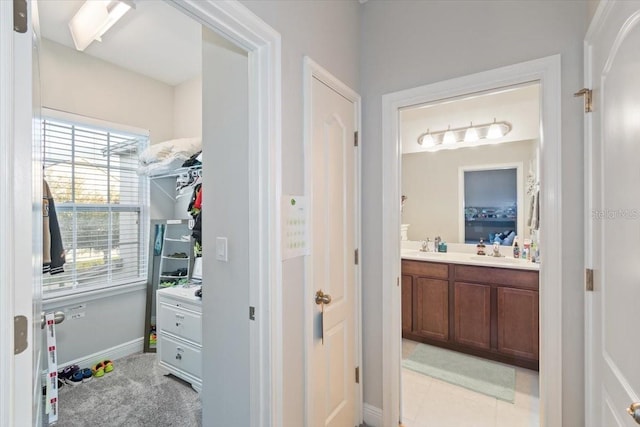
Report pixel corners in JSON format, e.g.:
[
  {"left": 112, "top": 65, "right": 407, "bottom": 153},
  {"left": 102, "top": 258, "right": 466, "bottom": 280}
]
[{"left": 3, "top": 1, "right": 280, "bottom": 425}]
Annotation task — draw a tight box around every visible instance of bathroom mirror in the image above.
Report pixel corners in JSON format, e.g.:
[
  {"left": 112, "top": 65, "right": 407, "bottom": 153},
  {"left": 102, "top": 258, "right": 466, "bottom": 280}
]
[{"left": 400, "top": 83, "right": 540, "bottom": 244}]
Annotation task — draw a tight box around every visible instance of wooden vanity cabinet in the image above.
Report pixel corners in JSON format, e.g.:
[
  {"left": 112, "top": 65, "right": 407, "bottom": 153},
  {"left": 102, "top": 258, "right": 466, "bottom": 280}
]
[{"left": 402, "top": 259, "right": 539, "bottom": 370}]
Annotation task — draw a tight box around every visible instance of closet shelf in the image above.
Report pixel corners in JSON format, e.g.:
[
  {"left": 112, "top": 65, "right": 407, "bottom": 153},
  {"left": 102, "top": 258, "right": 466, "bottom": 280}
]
[
  {"left": 164, "top": 238, "right": 191, "bottom": 242},
  {"left": 148, "top": 165, "right": 202, "bottom": 180},
  {"left": 162, "top": 256, "right": 189, "bottom": 260}
]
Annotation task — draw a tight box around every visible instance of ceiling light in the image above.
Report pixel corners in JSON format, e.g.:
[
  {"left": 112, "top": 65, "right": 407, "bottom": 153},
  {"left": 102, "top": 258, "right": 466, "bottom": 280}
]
[
  {"left": 443, "top": 126, "right": 456, "bottom": 145},
  {"left": 68, "top": 0, "right": 134, "bottom": 52},
  {"left": 416, "top": 119, "right": 512, "bottom": 149},
  {"left": 463, "top": 122, "right": 479, "bottom": 142}
]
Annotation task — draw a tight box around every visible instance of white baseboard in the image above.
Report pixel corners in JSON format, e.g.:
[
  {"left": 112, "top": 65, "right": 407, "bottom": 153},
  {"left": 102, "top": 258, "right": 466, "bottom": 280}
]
[
  {"left": 363, "top": 403, "right": 383, "bottom": 427},
  {"left": 42, "top": 337, "right": 144, "bottom": 380}
]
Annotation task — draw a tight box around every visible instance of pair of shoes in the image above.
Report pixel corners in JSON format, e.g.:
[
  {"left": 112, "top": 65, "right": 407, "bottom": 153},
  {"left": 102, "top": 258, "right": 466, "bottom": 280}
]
[
  {"left": 59, "top": 365, "right": 81, "bottom": 385},
  {"left": 59, "top": 365, "right": 92, "bottom": 386},
  {"left": 91, "top": 360, "right": 114, "bottom": 378}
]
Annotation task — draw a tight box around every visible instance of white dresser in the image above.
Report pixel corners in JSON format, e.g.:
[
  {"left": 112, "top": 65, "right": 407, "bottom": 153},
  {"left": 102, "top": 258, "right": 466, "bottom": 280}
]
[{"left": 156, "top": 286, "right": 202, "bottom": 392}]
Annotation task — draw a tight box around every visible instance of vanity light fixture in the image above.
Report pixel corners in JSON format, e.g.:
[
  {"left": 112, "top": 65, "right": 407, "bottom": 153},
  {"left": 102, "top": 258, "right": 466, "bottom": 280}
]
[
  {"left": 417, "top": 129, "right": 436, "bottom": 147},
  {"left": 487, "top": 118, "right": 505, "bottom": 139},
  {"left": 463, "top": 122, "right": 479, "bottom": 143},
  {"left": 68, "top": 0, "right": 134, "bottom": 52},
  {"left": 442, "top": 126, "right": 456, "bottom": 145},
  {"left": 416, "top": 119, "right": 512, "bottom": 147}
]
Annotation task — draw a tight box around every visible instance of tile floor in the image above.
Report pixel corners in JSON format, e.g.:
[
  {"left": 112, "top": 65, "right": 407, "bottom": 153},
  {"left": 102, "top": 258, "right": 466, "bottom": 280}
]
[{"left": 401, "top": 339, "right": 539, "bottom": 427}]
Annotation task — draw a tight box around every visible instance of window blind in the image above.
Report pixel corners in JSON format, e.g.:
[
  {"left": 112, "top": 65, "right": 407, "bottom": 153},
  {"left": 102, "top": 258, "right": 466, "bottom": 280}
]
[{"left": 43, "top": 117, "right": 149, "bottom": 294}]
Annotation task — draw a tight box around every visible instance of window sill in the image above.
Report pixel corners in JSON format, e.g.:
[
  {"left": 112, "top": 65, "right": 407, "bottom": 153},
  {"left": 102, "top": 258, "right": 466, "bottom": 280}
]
[{"left": 43, "top": 281, "right": 147, "bottom": 308}]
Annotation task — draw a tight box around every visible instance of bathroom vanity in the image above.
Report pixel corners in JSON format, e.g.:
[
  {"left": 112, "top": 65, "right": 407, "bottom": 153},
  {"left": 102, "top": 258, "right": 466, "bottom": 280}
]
[{"left": 401, "top": 252, "right": 539, "bottom": 370}]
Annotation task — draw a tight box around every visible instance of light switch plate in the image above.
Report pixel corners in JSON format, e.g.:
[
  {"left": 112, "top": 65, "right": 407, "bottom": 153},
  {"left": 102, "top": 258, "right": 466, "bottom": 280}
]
[{"left": 216, "top": 237, "right": 228, "bottom": 262}]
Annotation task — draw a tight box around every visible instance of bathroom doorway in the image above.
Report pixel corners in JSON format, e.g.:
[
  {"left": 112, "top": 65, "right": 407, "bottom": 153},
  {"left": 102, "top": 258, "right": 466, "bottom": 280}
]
[
  {"left": 381, "top": 56, "right": 563, "bottom": 427},
  {"left": 399, "top": 82, "right": 541, "bottom": 426}
]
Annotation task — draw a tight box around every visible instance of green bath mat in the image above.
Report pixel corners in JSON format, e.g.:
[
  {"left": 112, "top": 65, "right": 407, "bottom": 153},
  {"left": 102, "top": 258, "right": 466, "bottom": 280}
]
[{"left": 403, "top": 343, "right": 516, "bottom": 402}]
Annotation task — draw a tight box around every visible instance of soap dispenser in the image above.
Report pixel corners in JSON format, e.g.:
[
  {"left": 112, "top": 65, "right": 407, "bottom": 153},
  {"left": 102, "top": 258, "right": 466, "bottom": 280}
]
[{"left": 476, "top": 238, "right": 486, "bottom": 256}]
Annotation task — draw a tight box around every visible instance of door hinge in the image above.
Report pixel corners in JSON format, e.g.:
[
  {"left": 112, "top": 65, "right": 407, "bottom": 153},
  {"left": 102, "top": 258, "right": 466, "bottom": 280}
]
[
  {"left": 355, "top": 366, "right": 359, "bottom": 383},
  {"left": 574, "top": 88, "right": 593, "bottom": 113},
  {"left": 355, "top": 249, "right": 359, "bottom": 265},
  {"left": 249, "top": 306, "right": 256, "bottom": 320},
  {"left": 354, "top": 131, "right": 359, "bottom": 147},
  {"left": 586, "top": 268, "right": 594, "bottom": 292},
  {"left": 13, "top": 0, "right": 27, "bottom": 33},
  {"left": 14, "top": 315, "right": 28, "bottom": 354}
]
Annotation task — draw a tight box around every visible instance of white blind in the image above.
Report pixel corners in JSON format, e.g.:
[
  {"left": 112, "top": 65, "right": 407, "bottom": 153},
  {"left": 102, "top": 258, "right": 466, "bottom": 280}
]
[{"left": 43, "top": 117, "right": 149, "bottom": 294}]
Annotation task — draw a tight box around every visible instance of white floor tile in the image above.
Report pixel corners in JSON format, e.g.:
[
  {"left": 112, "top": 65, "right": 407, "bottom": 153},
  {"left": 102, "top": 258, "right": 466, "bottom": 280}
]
[{"left": 401, "top": 340, "right": 539, "bottom": 427}]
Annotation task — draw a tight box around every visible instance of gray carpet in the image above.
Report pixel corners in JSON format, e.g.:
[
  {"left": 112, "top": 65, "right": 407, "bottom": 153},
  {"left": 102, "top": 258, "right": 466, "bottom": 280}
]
[
  {"left": 56, "top": 353, "right": 201, "bottom": 427},
  {"left": 403, "top": 343, "right": 516, "bottom": 402}
]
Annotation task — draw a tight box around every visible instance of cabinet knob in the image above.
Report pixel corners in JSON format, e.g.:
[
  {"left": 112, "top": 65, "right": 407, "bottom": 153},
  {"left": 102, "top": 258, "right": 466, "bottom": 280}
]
[
  {"left": 176, "top": 353, "right": 182, "bottom": 360},
  {"left": 176, "top": 322, "right": 181, "bottom": 327}
]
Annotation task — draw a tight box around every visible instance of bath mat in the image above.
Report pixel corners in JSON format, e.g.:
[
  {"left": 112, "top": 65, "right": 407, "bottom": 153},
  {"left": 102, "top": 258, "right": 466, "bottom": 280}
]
[{"left": 403, "top": 343, "right": 516, "bottom": 402}]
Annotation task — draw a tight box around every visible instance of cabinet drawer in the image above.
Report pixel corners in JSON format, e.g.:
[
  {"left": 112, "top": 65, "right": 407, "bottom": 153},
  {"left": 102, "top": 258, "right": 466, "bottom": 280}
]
[
  {"left": 402, "top": 260, "right": 449, "bottom": 280},
  {"left": 158, "top": 296, "right": 202, "bottom": 314},
  {"left": 454, "top": 265, "right": 538, "bottom": 290},
  {"left": 159, "top": 334, "right": 202, "bottom": 378},
  {"left": 158, "top": 303, "right": 202, "bottom": 345}
]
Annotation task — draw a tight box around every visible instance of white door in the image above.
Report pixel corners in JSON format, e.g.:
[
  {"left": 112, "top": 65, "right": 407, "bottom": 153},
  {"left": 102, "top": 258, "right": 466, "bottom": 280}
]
[
  {"left": 0, "top": 0, "right": 43, "bottom": 426},
  {"left": 586, "top": 2, "right": 640, "bottom": 426},
  {"left": 306, "top": 62, "right": 360, "bottom": 427}
]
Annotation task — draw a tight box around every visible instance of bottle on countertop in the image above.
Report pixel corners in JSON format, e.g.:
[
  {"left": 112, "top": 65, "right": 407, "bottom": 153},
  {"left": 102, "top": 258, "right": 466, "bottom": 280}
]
[
  {"left": 476, "top": 238, "right": 486, "bottom": 256},
  {"left": 523, "top": 239, "right": 531, "bottom": 260},
  {"left": 513, "top": 241, "right": 520, "bottom": 258}
]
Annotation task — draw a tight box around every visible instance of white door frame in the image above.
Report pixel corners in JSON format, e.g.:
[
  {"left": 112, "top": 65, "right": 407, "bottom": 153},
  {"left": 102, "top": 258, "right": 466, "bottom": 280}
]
[
  {"left": 303, "top": 56, "right": 363, "bottom": 426},
  {"left": 0, "top": 1, "right": 283, "bottom": 426},
  {"left": 381, "top": 55, "right": 562, "bottom": 426}
]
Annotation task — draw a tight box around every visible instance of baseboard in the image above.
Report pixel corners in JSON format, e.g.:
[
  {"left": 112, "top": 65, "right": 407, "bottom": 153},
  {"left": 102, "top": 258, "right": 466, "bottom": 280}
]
[
  {"left": 42, "top": 337, "right": 144, "bottom": 380},
  {"left": 363, "top": 403, "right": 383, "bottom": 427}
]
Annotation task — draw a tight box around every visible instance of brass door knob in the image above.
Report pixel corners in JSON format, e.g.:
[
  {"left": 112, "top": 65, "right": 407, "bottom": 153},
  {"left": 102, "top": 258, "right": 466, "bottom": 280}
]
[
  {"left": 315, "top": 290, "right": 332, "bottom": 305},
  {"left": 628, "top": 402, "right": 640, "bottom": 424}
]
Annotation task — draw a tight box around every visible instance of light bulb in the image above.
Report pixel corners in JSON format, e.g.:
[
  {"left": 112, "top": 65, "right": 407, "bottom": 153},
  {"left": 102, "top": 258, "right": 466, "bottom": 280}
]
[
  {"left": 443, "top": 127, "right": 456, "bottom": 145},
  {"left": 464, "top": 122, "right": 479, "bottom": 142},
  {"left": 419, "top": 130, "right": 436, "bottom": 147},
  {"left": 487, "top": 119, "right": 503, "bottom": 139}
]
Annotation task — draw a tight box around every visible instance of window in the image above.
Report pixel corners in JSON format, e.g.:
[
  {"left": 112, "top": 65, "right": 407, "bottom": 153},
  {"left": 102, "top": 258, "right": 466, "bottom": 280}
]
[
  {"left": 43, "top": 114, "right": 149, "bottom": 295},
  {"left": 461, "top": 166, "right": 519, "bottom": 244}
]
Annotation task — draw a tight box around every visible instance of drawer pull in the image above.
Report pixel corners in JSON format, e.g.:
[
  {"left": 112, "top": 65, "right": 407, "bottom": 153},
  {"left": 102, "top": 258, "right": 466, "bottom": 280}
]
[
  {"left": 176, "top": 353, "right": 182, "bottom": 360},
  {"left": 176, "top": 322, "right": 181, "bottom": 327}
]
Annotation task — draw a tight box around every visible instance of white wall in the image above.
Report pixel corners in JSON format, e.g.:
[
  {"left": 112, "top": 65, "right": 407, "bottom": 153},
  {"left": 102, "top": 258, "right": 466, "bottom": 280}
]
[
  {"left": 239, "top": 2, "right": 360, "bottom": 426},
  {"left": 402, "top": 140, "right": 536, "bottom": 243},
  {"left": 40, "top": 39, "right": 174, "bottom": 144},
  {"left": 173, "top": 75, "right": 202, "bottom": 139},
  {"left": 360, "top": 1, "right": 587, "bottom": 425}
]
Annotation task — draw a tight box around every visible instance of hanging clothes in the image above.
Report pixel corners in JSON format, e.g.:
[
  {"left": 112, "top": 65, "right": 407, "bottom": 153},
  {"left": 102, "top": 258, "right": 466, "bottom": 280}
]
[{"left": 43, "top": 180, "right": 66, "bottom": 274}]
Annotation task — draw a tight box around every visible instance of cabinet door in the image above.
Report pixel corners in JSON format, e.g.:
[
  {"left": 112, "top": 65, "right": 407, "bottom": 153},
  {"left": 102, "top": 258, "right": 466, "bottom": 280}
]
[
  {"left": 454, "top": 282, "right": 491, "bottom": 349},
  {"left": 497, "top": 287, "right": 539, "bottom": 360},
  {"left": 413, "top": 278, "right": 448, "bottom": 341},
  {"left": 401, "top": 275, "right": 413, "bottom": 334}
]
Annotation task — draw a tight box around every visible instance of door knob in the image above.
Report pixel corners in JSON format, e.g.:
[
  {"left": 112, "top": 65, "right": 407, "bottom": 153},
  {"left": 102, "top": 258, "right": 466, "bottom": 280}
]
[
  {"left": 40, "top": 311, "right": 65, "bottom": 329},
  {"left": 628, "top": 402, "right": 640, "bottom": 424},
  {"left": 315, "top": 290, "right": 332, "bottom": 305}
]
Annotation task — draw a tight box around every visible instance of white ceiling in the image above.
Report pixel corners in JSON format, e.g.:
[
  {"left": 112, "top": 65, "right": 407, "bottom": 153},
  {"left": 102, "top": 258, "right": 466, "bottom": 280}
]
[
  {"left": 38, "top": 0, "right": 201, "bottom": 86},
  {"left": 401, "top": 84, "right": 540, "bottom": 154}
]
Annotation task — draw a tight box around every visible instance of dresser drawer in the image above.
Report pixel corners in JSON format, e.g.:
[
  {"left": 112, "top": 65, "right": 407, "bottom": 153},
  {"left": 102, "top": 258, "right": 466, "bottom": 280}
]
[
  {"left": 159, "top": 334, "right": 202, "bottom": 378},
  {"left": 158, "top": 302, "right": 202, "bottom": 345}
]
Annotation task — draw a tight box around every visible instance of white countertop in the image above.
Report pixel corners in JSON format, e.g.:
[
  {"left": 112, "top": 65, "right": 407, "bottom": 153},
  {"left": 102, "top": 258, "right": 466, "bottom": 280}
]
[{"left": 401, "top": 249, "right": 540, "bottom": 271}]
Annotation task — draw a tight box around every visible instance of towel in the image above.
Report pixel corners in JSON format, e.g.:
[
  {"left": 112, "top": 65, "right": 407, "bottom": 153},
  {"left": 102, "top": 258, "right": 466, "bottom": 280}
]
[{"left": 530, "top": 190, "right": 540, "bottom": 230}]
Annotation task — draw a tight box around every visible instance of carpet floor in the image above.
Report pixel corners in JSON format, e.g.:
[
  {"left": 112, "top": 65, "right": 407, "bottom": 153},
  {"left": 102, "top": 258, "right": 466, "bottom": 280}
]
[
  {"left": 403, "top": 343, "right": 516, "bottom": 402},
  {"left": 55, "top": 353, "right": 201, "bottom": 427}
]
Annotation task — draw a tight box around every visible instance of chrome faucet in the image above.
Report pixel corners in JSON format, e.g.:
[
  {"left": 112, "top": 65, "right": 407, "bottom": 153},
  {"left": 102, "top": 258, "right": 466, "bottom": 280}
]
[{"left": 434, "top": 236, "right": 441, "bottom": 252}]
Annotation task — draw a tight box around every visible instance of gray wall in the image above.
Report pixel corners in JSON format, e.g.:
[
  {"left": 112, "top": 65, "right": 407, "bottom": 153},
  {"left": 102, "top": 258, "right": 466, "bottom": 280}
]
[
  {"left": 360, "top": 1, "right": 586, "bottom": 425},
  {"left": 201, "top": 27, "right": 250, "bottom": 426},
  {"left": 240, "top": 2, "right": 361, "bottom": 426}
]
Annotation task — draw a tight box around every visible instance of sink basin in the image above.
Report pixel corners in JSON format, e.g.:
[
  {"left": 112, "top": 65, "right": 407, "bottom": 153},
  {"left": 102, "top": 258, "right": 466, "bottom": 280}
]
[{"left": 470, "top": 255, "right": 520, "bottom": 263}]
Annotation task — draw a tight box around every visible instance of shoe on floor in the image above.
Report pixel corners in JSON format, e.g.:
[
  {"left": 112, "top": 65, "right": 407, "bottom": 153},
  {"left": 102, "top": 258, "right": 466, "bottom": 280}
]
[
  {"left": 81, "top": 368, "right": 93, "bottom": 382},
  {"left": 58, "top": 364, "right": 79, "bottom": 384},
  {"left": 68, "top": 370, "right": 84, "bottom": 386}
]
